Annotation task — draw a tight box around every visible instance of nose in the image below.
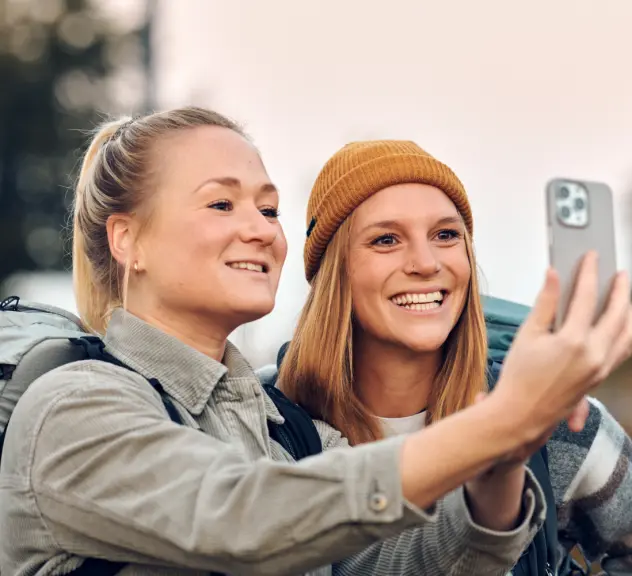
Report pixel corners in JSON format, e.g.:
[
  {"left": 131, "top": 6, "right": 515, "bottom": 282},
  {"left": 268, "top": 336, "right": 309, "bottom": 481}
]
[
  {"left": 405, "top": 237, "right": 441, "bottom": 276},
  {"left": 238, "top": 206, "right": 278, "bottom": 246}
]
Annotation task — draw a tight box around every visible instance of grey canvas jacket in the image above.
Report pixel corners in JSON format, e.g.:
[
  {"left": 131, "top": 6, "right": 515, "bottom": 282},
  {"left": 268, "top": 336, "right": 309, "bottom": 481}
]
[{"left": 0, "top": 309, "right": 546, "bottom": 576}]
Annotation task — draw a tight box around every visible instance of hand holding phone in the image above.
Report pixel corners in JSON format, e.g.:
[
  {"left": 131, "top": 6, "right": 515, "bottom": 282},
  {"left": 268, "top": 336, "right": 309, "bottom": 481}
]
[{"left": 494, "top": 253, "right": 630, "bottom": 448}]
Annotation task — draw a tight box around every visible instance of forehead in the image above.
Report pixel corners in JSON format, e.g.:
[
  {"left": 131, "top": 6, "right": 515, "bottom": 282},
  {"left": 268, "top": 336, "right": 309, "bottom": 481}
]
[
  {"left": 152, "top": 125, "right": 268, "bottom": 188},
  {"left": 352, "top": 183, "right": 460, "bottom": 228}
]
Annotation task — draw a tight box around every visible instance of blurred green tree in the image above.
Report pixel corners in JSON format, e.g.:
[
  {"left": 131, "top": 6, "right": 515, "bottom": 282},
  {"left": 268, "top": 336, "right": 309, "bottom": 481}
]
[{"left": 0, "top": 0, "right": 152, "bottom": 293}]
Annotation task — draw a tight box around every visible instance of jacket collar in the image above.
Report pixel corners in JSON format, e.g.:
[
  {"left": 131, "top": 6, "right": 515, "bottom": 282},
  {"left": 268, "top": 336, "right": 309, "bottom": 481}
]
[{"left": 104, "top": 308, "right": 281, "bottom": 421}]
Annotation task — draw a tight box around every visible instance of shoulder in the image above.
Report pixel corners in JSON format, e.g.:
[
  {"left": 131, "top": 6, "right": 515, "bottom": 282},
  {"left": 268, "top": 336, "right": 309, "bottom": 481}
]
[
  {"left": 5, "top": 360, "right": 166, "bottom": 464},
  {"left": 15, "top": 359, "right": 161, "bottom": 416}
]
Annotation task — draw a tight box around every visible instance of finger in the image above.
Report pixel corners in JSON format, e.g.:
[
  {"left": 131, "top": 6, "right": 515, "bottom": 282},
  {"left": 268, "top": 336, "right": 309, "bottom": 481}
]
[
  {"left": 600, "top": 305, "right": 632, "bottom": 377},
  {"left": 522, "top": 268, "right": 561, "bottom": 332},
  {"left": 593, "top": 272, "right": 630, "bottom": 352},
  {"left": 561, "top": 251, "right": 599, "bottom": 335},
  {"left": 567, "top": 398, "right": 590, "bottom": 432}
]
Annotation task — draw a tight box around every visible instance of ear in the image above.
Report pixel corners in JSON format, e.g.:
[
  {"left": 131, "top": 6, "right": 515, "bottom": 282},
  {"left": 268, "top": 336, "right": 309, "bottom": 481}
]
[{"left": 106, "top": 214, "right": 139, "bottom": 269}]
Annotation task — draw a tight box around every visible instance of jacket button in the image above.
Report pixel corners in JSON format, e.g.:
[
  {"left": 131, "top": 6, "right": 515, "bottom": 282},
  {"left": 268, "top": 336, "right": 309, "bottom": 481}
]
[{"left": 368, "top": 491, "right": 389, "bottom": 512}]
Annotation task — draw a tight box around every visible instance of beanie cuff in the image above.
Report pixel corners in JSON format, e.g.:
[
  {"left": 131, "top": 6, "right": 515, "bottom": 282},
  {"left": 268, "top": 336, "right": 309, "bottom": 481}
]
[{"left": 304, "top": 153, "right": 472, "bottom": 282}]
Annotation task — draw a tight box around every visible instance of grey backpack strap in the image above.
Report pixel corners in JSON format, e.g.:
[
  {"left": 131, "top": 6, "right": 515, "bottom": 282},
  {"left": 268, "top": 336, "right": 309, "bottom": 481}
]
[
  {"left": 0, "top": 338, "right": 90, "bottom": 454},
  {"left": 0, "top": 298, "right": 87, "bottom": 437}
]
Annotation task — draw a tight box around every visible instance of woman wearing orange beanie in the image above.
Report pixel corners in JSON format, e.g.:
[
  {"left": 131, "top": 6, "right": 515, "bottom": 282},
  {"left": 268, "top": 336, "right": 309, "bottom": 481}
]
[{"left": 279, "top": 140, "right": 632, "bottom": 575}]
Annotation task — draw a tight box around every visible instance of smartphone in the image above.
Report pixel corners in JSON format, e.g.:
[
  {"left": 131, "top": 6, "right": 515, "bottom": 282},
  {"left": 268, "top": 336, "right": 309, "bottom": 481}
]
[{"left": 546, "top": 178, "right": 618, "bottom": 330}]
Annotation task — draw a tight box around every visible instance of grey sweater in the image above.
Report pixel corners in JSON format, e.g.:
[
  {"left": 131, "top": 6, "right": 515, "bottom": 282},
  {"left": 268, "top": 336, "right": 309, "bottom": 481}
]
[{"left": 0, "top": 308, "right": 545, "bottom": 576}]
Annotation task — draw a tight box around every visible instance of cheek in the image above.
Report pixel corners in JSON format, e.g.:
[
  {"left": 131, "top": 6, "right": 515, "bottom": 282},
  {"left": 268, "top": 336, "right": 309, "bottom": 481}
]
[
  {"left": 349, "top": 265, "right": 385, "bottom": 329},
  {"left": 448, "top": 252, "right": 472, "bottom": 315},
  {"left": 156, "top": 215, "right": 225, "bottom": 274},
  {"left": 447, "top": 248, "right": 471, "bottom": 289},
  {"left": 274, "top": 226, "right": 288, "bottom": 263}
]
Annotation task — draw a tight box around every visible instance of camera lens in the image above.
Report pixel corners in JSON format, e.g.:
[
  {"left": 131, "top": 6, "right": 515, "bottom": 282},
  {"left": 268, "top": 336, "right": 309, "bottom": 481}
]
[
  {"left": 574, "top": 198, "right": 585, "bottom": 210},
  {"left": 559, "top": 186, "right": 570, "bottom": 199},
  {"left": 560, "top": 206, "right": 571, "bottom": 219}
]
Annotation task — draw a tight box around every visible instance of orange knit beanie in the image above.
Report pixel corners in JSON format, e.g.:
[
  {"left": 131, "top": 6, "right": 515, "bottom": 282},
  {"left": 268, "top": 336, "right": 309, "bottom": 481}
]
[{"left": 304, "top": 140, "right": 473, "bottom": 282}]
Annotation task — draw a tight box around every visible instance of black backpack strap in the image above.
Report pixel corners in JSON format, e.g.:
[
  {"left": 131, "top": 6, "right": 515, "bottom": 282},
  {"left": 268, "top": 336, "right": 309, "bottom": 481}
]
[
  {"left": 538, "top": 445, "right": 561, "bottom": 572},
  {"left": 69, "top": 558, "right": 127, "bottom": 576},
  {"left": 525, "top": 446, "right": 559, "bottom": 575},
  {"left": 263, "top": 384, "right": 322, "bottom": 461},
  {"left": 270, "top": 341, "right": 323, "bottom": 461}
]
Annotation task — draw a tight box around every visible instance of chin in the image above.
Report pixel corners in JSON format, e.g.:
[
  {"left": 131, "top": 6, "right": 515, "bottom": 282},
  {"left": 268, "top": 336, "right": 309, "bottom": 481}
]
[
  {"left": 391, "top": 327, "right": 450, "bottom": 353},
  {"left": 398, "top": 338, "right": 446, "bottom": 354},
  {"left": 229, "top": 298, "right": 275, "bottom": 323}
]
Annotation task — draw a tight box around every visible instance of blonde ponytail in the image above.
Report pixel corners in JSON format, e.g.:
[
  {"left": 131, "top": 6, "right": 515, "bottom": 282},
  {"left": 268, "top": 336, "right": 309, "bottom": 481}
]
[
  {"left": 73, "top": 119, "right": 130, "bottom": 333},
  {"left": 71, "top": 107, "right": 244, "bottom": 334}
]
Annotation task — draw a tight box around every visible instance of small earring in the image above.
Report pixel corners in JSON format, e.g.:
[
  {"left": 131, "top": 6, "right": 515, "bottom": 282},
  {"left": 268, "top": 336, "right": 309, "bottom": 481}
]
[{"left": 133, "top": 262, "right": 139, "bottom": 272}]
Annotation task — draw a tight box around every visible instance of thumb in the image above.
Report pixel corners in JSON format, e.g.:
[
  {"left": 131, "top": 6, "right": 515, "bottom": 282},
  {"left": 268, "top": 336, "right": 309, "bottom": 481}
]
[
  {"left": 567, "top": 397, "right": 590, "bottom": 432},
  {"left": 522, "top": 268, "right": 560, "bottom": 333}
]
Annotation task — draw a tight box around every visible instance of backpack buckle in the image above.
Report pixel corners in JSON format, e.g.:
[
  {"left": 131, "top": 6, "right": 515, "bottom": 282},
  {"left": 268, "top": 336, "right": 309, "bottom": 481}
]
[
  {"left": 0, "top": 296, "right": 20, "bottom": 311},
  {"left": 69, "top": 336, "right": 107, "bottom": 361}
]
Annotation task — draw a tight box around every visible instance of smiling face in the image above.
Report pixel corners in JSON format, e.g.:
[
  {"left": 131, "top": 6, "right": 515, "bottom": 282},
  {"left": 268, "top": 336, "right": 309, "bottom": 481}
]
[
  {"left": 133, "top": 125, "right": 287, "bottom": 333},
  {"left": 348, "top": 183, "right": 471, "bottom": 353}
]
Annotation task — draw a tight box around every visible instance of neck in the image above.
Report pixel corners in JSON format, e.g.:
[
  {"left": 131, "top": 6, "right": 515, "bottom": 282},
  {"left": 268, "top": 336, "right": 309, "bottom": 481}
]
[
  {"left": 354, "top": 333, "right": 441, "bottom": 418},
  {"left": 127, "top": 297, "right": 229, "bottom": 362}
]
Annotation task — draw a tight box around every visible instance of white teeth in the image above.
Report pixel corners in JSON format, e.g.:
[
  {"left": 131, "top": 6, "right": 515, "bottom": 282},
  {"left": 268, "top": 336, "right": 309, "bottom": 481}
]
[
  {"left": 391, "top": 291, "right": 443, "bottom": 307},
  {"left": 229, "top": 262, "right": 264, "bottom": 273}
]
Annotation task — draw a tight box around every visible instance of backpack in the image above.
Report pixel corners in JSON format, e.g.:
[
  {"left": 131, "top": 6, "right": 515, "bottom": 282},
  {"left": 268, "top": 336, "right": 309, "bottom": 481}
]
[{"left": 0, "top": 295, "right": 322, "bottom": 575}]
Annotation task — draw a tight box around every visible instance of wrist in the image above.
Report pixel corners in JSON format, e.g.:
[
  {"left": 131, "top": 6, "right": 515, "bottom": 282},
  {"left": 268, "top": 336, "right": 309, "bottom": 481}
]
[
  {"left": 470, "top": 391, "right": 533, "bottom": 456},
  {"left": 465, "top": 464, "right": 527, "bottom": 531},
  {"left": 484, "top": 383, "right": 543, "bottom": 449}
]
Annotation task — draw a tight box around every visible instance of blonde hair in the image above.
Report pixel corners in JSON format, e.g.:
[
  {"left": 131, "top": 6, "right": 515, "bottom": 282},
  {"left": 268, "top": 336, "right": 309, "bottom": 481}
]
[
  {"left": 72, "top": 106, "right": 245, "bottom": 334},
  {"left": 279, "top": 217, "right": 488, "bottom": 446}
]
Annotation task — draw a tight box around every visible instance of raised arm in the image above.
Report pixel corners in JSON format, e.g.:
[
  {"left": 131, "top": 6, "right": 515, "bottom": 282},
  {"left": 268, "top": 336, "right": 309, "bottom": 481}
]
[{"left": 9, "top": 363, "right": 538, "bottom": 576}]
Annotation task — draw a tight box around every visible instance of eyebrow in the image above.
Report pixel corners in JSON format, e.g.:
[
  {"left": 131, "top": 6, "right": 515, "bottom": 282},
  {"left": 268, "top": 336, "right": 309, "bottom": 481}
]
[
  {"left": 192, "top": 176, "right": 278, "bottom": 195},
  {"left": 360, "top": 215, "right": 463, "bottom": 234}
]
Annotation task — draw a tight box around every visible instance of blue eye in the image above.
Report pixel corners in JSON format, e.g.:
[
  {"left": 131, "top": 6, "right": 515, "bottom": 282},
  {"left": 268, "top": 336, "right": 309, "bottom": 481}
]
[
  {"left": 208, "top": 200, "right": 232, "bottom": 211},
  {"left": 371, "top": 233, "right": 398, "bottom": 246},
  {"left": 436, "top": 229, "right": 461, "bottom": 242}
]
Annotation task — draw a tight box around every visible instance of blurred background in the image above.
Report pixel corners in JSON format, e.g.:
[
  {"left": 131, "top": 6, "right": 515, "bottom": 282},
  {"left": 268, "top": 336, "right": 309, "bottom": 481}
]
[{"left": 1, "top": 0, "right": 630, "bottom": 430}]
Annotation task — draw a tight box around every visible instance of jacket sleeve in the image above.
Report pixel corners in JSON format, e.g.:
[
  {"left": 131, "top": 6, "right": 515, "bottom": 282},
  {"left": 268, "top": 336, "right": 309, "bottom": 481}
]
[
  {"left": 10, "top": 364, "right": 436, "bottom": 576},
  {"left": 312, "top": 421, "right": 547, "bottom": 576},
  {"left": 548, "top": 397, "right": 632, "bottom": 568}
]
